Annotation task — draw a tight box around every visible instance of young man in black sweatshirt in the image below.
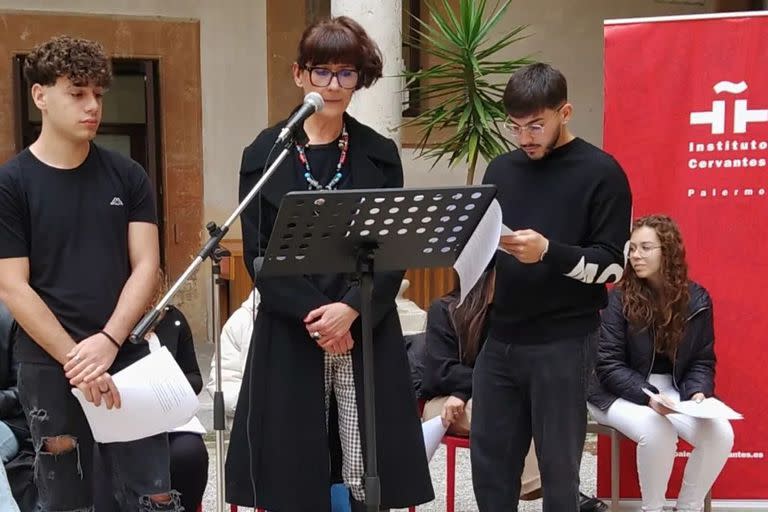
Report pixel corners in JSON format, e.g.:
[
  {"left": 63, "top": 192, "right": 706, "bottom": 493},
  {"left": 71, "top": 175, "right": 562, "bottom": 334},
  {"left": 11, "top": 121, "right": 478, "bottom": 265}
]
[{"left": 470, "top": 63, "right": 632, "bottom": 512}]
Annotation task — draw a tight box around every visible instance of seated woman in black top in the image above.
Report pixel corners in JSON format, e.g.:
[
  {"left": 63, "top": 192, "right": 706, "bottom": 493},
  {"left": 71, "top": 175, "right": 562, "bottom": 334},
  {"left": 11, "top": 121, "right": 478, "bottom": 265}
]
[{"left": 420, "top": 270, "right": 541, "bottom": 498}]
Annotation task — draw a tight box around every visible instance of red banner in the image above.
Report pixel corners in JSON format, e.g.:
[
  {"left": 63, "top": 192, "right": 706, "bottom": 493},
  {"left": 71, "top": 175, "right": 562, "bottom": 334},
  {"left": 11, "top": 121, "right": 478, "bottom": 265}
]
[{"left": 601, "top": 12, "right": 768, "bottom": 500}]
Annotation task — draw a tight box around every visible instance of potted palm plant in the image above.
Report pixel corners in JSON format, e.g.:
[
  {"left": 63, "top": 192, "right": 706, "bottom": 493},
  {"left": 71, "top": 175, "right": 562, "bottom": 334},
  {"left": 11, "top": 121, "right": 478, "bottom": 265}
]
[{"left": 403, "top": 0, "right": 533, "bottom": 185}]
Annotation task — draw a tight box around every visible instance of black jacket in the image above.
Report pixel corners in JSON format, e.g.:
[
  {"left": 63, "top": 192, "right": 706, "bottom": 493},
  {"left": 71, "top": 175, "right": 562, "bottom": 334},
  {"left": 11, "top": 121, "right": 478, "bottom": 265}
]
[
  {"left": 420, "top": 297, "right": 486, "bottom": 403},
  {"left": 0, "top": 301, "right": 28, "bottom": 444},
  {"left": 588, "top": 281, "right": 715, "bottom": 410},
  {"left": 154, "top": 306, "right": 203, "bottom": 394},
  {"left": 225, "top": 114, "right": 434, "bottom": 510}
]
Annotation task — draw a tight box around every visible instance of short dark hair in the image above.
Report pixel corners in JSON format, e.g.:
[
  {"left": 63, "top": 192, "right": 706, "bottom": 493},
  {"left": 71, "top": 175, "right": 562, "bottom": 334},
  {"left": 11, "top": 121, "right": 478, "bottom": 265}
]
[
  {"left": 297, "top": 16, "right": 383, "bottom": 90},
  {"left": 24, "top": 35, "right": 112, "bottom": 88},
  {"left": 502, "top": 63, "right": 567, "bottom": 117}
]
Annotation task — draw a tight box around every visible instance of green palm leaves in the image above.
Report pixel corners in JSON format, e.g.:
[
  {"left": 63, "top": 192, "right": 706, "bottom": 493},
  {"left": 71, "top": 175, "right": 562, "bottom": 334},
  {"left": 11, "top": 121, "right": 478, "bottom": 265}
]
[{"left": 402, "top": 0, "right": 533, "bottom": 184}]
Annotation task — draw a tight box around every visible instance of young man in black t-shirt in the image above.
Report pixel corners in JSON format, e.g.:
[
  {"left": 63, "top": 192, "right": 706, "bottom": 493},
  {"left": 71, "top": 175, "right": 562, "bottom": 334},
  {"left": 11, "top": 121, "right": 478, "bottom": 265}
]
[
  {"left": 470, "top": 63, "right": 632, "bottom": 512},
  {"left": 0, "top": 36, "right": 181, "bottom": 510}
]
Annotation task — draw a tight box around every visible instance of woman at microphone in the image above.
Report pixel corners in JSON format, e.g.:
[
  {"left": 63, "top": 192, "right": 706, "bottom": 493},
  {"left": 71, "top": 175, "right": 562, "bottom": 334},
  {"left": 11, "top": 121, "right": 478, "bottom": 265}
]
[{"left": 225, "top": 16, "right": 434, "bottom": 512}]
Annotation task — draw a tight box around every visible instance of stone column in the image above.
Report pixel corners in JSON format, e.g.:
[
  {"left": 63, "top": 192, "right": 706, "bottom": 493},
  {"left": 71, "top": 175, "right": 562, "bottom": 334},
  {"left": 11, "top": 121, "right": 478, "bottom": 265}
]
[{"left": 331, "top": 0, "right": 403, "bottom": 146}]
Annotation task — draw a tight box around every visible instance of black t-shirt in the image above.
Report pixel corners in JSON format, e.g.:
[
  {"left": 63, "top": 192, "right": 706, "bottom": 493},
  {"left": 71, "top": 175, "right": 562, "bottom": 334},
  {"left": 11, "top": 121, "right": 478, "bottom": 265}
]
[
  {"left": 652, "top": 349, "right": 674, "bottom": 375},
  {"left": 0, "top": 143, "right": 156, "bottom": 365},
  {"left": 292, "top": 139, "right": 353, "bottom": 296}
]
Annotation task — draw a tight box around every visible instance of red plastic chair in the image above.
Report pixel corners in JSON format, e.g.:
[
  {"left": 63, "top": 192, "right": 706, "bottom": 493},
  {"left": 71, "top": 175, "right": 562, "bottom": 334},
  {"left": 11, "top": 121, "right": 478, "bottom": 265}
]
[
  {"left": 409, "top": 399, "right": 470, "bottom": 512},
  {"left": 408, "top": 433, "right": 469, "bottom": 512}
]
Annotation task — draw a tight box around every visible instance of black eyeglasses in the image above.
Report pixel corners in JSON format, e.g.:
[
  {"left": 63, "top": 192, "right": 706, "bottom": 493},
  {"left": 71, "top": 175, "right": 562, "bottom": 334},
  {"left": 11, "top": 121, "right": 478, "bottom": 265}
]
[{"left": 306, "top": 66, "right": 359, "bottom": 90}]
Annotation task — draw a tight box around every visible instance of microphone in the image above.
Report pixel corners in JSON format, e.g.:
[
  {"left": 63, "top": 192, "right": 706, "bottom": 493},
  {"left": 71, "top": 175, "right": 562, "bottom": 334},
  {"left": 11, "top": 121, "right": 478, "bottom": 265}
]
[{"left": 276, "top": 92, "right": 324, "bottom": 144}]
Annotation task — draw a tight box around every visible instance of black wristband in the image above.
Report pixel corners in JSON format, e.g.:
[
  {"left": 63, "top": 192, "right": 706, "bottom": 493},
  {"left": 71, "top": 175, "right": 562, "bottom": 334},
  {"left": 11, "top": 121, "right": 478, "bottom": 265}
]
[{"left": 100, "top": 330, "right": 122, "bottom": 349}]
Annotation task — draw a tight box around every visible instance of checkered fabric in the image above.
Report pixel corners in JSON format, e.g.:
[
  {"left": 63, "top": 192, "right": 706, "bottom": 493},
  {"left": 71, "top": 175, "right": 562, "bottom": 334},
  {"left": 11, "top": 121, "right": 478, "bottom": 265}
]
[{"left": 324, "top": 351, "right": 365, "bottom": 501}]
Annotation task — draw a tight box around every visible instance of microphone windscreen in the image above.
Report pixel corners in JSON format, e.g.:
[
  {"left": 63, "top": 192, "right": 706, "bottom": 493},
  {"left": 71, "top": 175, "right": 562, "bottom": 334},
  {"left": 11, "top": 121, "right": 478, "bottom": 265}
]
[{"left": 305, "top": 91, "right": 324, "bottom": 113}]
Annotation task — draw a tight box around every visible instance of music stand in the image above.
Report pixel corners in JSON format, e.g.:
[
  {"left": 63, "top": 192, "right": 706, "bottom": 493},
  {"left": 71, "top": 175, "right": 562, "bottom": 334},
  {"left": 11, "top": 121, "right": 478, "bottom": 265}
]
[{"left": 260, "top": 185, "right": 496, "bottom": 511}]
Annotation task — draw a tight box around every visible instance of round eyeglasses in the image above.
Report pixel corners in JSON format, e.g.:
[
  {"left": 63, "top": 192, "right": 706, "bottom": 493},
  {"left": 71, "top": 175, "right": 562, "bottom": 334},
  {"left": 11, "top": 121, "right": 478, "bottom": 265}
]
[
  {"left": 629, "top": 244, "right": 662, "bottom": 257},
  {"left": 503, "top": 104, "right": 565, "bottom": 138}
]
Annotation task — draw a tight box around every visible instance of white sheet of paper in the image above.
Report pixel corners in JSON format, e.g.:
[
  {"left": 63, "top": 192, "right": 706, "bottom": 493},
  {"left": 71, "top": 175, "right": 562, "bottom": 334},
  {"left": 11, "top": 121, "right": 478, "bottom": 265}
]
[
  {"left": 498, "top": 224, "right": 515, "bottom": 254},
  {"left": 422, "top": 415, "right": 448, "bottom": 462},
  {"left": 673, "top": 398, "right": 743, "bottom": 420},
  {"left": 72, "top": 346, "right": 200, "bottom": 443},
  {"left": 642, "top": 389, "right": 743, "bottom": 420},
  {"left": 453, "top": 199, "right": 502, "bottom": 305}
]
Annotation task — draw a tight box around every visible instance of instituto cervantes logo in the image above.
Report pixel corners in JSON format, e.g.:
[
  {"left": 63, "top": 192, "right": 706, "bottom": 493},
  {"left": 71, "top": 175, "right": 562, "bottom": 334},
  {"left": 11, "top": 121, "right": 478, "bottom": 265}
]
[
  {"left": 690, "top": 81, "right": 768, "bottom": 135},
  {"left": 687, "top": 81, "right": 768, "bottom": 199}
]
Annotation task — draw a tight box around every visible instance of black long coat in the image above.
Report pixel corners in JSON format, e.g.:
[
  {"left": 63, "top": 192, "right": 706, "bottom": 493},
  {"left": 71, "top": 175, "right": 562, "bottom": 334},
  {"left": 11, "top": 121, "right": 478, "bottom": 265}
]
[{"left": 225, "top": 115, "right": 434, "bottom": 511}]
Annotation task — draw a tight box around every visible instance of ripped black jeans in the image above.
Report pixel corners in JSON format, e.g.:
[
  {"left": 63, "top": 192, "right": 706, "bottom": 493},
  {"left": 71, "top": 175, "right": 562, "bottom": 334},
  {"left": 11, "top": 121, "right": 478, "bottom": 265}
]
[{"left": 18, "top": 362, "right": 183, "bottom": 512}]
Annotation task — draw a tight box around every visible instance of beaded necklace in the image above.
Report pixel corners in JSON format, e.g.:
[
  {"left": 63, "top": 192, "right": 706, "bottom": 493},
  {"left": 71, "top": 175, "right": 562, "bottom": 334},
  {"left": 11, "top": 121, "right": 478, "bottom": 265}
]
[{"left": 295, "top": 124, "right": 349, "bottom": 190}]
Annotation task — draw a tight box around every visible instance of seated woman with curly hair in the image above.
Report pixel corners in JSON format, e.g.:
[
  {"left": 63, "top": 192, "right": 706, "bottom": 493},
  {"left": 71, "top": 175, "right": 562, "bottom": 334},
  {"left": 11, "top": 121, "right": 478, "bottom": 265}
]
[{"left": 588, "top": 215, "right": 734, "bottom": 512}]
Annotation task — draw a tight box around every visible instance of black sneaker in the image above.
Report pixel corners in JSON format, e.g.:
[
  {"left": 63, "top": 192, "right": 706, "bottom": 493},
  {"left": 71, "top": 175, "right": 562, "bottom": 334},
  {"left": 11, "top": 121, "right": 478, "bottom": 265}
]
[{"left": 579, "top": 492, "right": 609, "bottom": 512}]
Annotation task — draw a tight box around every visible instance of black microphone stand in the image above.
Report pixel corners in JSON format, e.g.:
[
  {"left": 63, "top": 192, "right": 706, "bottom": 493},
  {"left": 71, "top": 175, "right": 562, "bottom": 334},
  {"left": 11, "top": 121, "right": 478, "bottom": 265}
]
[{"left": 130, "top": 129, "right": 307, "bottom": 512}]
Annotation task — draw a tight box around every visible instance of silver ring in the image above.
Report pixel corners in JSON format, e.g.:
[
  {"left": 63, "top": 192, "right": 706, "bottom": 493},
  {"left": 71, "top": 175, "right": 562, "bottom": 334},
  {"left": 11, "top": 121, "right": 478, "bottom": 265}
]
[{"left": 311, "top": 331, "right": 322, "bottom": 340}]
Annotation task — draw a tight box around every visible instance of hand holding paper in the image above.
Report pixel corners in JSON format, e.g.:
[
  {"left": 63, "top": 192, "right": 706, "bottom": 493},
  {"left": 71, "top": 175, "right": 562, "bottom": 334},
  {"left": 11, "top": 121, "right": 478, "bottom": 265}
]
[
  {"left": 642, "top": 388, "right": 743, "bottom": 420},
  {"left": 499, "top": 228, "right": 548, "bottom": 263},
  {"left": 644, "top": 389, "right": 677, "bottom": 416},
  {"left": 72, "top": 346, "right": 200, "bottom": 442}
]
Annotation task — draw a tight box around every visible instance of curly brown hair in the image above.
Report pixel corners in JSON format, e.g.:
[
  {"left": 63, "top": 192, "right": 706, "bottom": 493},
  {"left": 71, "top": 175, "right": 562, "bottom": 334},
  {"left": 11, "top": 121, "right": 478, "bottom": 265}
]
[
  {"left": 619, "top": 215, "right": 690, "bottom": 358},
  {"left": 297, "top": 16, "right": 383, "bottom": 90},
  {"left": 24, "top": 35, "right": 112, "bottom": 88}
]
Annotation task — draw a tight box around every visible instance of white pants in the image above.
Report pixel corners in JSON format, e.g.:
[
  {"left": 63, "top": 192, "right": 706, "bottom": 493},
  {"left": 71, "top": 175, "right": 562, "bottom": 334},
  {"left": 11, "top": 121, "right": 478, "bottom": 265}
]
[{"left": 588, "top": 374, "right": 734, "bottom": 512}]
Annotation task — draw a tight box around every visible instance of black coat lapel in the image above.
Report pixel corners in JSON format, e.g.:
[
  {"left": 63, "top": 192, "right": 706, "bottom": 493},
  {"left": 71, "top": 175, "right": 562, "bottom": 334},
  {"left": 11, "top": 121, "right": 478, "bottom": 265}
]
[
  {"left": 241, "top": 121, "right": 300, "bottom": 208},
  {"left": 246, "top": 114, "right": 397, "bottom": 208},
  {"left": 346, "top": 114, "right": 394, "bottom": 189},
  {"left": 260, "top": 149, "right": 296, "bottom": 208}
]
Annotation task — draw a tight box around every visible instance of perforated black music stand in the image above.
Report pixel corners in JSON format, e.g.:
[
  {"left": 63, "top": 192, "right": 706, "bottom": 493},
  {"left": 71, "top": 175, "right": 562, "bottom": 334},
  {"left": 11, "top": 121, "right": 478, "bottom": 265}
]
[{"left": 260, "top": 185, "right": 496, "bottom": 511}]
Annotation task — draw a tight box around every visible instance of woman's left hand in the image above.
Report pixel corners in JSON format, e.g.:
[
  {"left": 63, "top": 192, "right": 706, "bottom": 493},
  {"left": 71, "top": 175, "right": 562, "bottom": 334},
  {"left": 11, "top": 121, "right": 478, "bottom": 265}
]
[
  {"left": 318, "top": 331, "right": 355, "bottom": 354},
  {"left": 304, "top": 302, "right": 359, "bottom": 341}
]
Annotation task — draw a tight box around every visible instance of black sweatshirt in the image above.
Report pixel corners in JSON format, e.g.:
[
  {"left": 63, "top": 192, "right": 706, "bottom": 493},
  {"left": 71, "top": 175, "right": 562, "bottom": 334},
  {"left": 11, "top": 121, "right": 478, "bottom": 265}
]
[
  {"left": 153, "top": 306, "right": 203, "bottom": 394},
  {"left": 420, "top": 297, "right": 488, "bottom": 402},
  {"left": 482, "top": 138, "right": 632, "bottom": 343}
]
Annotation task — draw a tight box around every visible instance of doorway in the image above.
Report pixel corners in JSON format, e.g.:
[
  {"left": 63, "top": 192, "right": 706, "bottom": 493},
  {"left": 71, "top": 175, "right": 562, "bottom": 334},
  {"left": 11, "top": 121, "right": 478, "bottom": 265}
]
[{"left": 13, "top": 57, "right": 165, "bottom": 263}]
